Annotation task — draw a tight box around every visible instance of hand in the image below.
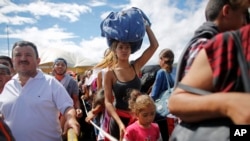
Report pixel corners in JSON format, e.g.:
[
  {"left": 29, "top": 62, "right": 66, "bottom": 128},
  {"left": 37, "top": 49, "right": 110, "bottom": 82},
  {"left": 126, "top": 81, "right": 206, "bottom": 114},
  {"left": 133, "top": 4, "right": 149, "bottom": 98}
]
[
  {"left": 63, "top": 117, "right": 80, "bottom": 137},
  {"left": 141, "top": 12, "right": 151, "bottom": 27},
  {"left": 81, "top": 95, "right": 89, "bottom": 100},
  {"left": 134, "top": 7, "right": 151, "bottom": 27},
  {"left": 144, "top": 19, "right": 150, "bottom": 27},
  {"left": 0, "top": 113, "right": 4, "bottom": 119},
  {"left": 118, "top": 123, "right": 126, "bottom": 141},
  {"left": 76, "top": 108, "right": 83, "bottom": 118},
  {"left": 85, "top": 112, "right": 95, "bottom": 123},
  {"left": 225, "top": 93, "right": 250, "bottom": 124}
]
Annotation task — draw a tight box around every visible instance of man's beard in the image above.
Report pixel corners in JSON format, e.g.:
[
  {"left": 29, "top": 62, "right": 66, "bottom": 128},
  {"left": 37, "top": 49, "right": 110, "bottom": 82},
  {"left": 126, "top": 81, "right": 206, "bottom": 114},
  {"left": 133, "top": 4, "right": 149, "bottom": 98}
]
[
  {"left": 54, "top": 70, "right": 66, "bottom": 76},
  {"left": 18, "top": 70, "right": 37, "bottom": 78}
]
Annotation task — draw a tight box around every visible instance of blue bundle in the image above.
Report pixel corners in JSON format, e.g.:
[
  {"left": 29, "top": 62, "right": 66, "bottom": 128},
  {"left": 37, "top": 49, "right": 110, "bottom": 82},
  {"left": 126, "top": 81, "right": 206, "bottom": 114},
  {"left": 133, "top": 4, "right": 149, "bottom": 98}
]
[{"left": 100, "top": 7, "right": 151, "bottom": 54}]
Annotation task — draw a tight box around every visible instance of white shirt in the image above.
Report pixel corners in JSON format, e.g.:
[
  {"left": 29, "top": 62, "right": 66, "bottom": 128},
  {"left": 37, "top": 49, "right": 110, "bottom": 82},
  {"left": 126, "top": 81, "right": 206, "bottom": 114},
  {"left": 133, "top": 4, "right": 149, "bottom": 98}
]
[
  {"left": 0, "top": 69, "right": 73, "bottom": 141},
  {"left": 101, "top": 68, "right": 108, "bottom": 87}
]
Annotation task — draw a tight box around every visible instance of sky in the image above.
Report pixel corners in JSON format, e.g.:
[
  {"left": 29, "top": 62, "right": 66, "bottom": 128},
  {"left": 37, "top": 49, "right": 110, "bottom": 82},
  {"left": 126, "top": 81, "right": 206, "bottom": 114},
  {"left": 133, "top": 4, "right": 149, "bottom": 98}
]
[{"left": 0, "top": 0, "right": 208, "bottom": 67}]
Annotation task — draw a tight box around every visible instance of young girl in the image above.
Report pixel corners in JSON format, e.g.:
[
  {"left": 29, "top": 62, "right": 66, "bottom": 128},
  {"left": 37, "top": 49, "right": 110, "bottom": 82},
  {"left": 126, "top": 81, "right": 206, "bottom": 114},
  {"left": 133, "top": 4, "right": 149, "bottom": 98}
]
[
  {"left": 85, "top": 48, "right": 115, "bottom": 141},
  {"left": 85, "top": 89, "right": 105, "bottom": 141},
  {"left": 123, "top": 94, "right": 162, "bottom": 141}
]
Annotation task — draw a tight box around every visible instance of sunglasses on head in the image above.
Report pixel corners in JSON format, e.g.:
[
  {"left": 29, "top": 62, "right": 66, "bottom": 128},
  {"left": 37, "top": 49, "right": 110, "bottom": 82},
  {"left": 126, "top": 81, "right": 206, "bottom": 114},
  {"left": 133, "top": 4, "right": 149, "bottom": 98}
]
[{"left": 0, "top": 62, "right": 10, "bottom": 67}]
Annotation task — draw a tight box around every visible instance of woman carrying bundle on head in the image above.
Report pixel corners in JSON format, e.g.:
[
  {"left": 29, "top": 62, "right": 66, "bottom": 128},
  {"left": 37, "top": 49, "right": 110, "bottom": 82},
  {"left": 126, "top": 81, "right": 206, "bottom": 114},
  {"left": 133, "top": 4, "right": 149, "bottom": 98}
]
[{"left": 101, "top": 7, "right": 158, "bottom": 141}]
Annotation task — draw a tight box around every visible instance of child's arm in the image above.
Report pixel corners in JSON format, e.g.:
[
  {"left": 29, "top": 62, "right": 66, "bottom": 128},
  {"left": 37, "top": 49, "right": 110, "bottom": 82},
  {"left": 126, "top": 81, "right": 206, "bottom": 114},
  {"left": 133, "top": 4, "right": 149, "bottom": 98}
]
[
  {"left": 157, "top": 133, "right": 163, "bottom": 141},
  {"left": 122, "top": 125, "right": 134, "bottom": 141},
  {"left": 91, "top": 104, "right": 104, "bottom": 115},
  {"left": 156, "top": 124, "right": 163, "bottom": 141},
  {"left": 122, "top": 138, "right": 129, "bottom": 141},
  {"left": 85, "top": 104, "right": 104, "bottom": 123}
]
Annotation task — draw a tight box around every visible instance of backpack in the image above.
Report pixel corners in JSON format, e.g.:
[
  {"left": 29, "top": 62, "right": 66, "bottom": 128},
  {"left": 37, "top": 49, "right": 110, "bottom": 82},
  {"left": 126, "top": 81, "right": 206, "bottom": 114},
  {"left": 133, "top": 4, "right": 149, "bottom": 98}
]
[{"left": 140, "top": 65, "right": 161, "bottom": 94}]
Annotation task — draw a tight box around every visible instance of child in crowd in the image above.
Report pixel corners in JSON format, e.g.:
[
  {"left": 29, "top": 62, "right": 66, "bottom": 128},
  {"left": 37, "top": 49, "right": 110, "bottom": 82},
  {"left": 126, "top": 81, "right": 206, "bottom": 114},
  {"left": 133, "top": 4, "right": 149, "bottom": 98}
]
[
  {"left": 85, "top": 89, "right": 105, "bottom": 141},
  {"left": 123, "top": 94, "right": 162, "bottom": 141}
]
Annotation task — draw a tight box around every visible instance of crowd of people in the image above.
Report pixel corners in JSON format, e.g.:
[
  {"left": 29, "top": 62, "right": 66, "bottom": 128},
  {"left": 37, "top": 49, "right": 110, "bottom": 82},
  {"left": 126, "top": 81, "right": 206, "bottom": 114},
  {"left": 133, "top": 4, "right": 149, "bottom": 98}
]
[{"left": 0, "top": 0, "right": 250, "bottom": 141}]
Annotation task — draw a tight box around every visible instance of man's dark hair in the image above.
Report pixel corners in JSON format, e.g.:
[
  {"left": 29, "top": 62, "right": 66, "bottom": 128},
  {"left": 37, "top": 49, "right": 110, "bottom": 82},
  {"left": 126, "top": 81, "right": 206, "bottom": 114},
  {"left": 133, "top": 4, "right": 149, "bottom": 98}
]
[
  {"left": 0, "top": 64, "right": 11, "bottom": 75},
  {"left": 0, "top": 55, "right": 13, "bottom": 68},
  {"left": 53, "top": 58, "right": 67, "bottom": 67},
  {"left": 246, "top": 10, "right": 250, "bottom": 24},
  {"left": 12, "top": 41, "right": 39, "bottom": 58},
  {"left": 205, "top": 0, "right": 242, "bottom": 21}
]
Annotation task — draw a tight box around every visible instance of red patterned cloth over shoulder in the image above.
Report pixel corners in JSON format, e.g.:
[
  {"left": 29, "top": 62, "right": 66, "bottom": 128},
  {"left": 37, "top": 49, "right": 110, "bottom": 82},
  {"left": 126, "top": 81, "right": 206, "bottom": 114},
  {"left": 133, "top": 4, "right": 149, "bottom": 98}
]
[{"left": 203, "top": 25, "right": 250, "bottom": 92}]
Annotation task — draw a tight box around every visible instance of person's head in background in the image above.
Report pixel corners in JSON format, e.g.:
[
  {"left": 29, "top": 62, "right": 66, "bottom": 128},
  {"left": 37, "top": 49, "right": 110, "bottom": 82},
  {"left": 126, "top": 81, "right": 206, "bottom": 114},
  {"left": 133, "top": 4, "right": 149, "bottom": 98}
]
[
  {"left": 0, "top": 55, "right": 14, "bottom": 75},
  {"left": 86, "top": 69, "right": 92, "bottom": 78},
  {"left": 126, "top": 88, "right": 142, "bottom": 110},
  {"left": 0, "top": 64, "right": 12, "bottom": 93},
  {"left": 205, "top": 0, "right": 250, "bottom": 31},
  {"left": 52, "top": 58, "right": 70, "bottom": 82},
  {"left": 158, "top": 48, "right": 174, "bottom": 73},
  {"left": 129, "top": 94, "right": 156, "bottom": 128},
  {"left": 53, "top": 58, "right": 67, "bottom": 76}
]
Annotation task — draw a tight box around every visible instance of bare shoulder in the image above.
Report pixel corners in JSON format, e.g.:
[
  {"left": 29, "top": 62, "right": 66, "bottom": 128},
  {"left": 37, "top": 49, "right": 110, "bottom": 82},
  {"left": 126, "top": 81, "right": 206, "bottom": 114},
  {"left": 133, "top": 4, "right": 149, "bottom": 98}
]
[
  {"left": 97, "top": 71, "right": 102, "bottom": 78},
  {"left": 181, "top": 49, "right": 213, "bottom": 91},
  {"left": 104, "top": 69, "right": 114, "bottom": 80}
]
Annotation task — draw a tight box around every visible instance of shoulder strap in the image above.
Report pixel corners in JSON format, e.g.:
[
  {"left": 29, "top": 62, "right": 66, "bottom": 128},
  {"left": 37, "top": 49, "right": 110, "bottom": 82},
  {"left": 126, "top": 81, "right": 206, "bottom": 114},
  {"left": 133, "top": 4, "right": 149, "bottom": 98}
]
[
  {"left": 231, "top": 30, "right": 250, "bottom": 92},
  {"left": 112, "top": 64, "right": 137, "bottom": 81},
  {"left": 178, "top": 83, "right": 210, "bottom": 95},
  {"left": 131, "top": 63, "right": 138, "bottom": 77},
  {"left": 112, "top": 69, "right": 118, "bottom": 80},
  {"left": 157, "top": 71, "right": 175, "bottom": 98},
  {"left": 60, "top": 74, "right": 71, "bottom": 88},
  {"left": 164, "top": 71, "right": 172, "bottom": 89}
]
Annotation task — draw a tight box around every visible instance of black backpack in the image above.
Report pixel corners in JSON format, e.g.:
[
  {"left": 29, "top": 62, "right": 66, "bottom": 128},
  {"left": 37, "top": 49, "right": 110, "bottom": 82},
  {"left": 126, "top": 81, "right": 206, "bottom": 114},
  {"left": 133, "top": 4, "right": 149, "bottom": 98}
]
[{"left": 140, "top": 65, "right": 161, "bottom": 94}]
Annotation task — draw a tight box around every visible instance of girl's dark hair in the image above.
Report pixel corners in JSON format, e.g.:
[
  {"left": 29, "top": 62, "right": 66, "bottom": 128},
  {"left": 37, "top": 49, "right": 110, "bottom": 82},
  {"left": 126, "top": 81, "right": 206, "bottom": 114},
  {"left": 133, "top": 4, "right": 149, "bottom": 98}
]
[
  {"left": 159, "top": 48, "right": 174, "bottom": 72},
  {"left": 92, "top": 89, "right": 105, "bottom": 108},
  {"left": 246, "top": 10, "right": 250, "bottom": 24},
  {"left": 130, "top": 94, "right": 155, "bottom": 114},
  {"left": 126, "top": 89, "right": 141, "bottom": 110}
]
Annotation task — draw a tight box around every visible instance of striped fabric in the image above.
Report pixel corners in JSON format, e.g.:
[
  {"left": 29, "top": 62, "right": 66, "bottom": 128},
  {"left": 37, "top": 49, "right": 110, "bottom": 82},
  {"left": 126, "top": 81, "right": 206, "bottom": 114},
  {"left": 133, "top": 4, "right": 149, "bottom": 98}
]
[{"left": 204, "top": 25, "right": 250, "bottom": 92}]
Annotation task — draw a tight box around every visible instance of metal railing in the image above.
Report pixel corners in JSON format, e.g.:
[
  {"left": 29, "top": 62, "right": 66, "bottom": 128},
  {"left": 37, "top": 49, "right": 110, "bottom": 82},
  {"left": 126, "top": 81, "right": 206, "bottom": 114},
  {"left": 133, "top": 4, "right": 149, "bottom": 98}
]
[{"left": 67, "top": 128, "right": 78, "bottom": 141}]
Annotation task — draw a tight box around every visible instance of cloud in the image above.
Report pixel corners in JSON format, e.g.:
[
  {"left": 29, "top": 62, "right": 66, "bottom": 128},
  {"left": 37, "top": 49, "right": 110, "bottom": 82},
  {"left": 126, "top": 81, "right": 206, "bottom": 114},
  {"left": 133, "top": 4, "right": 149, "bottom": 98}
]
[
  {"left": 100, "top": 11, "right": 112, "bottom": 20},
  {"left": 79, "top": 37, "right": 107, "bottom": 61},
  {"left": 121, "top": 0, "right": 207, "bottom": 64},
  {"left": 27, "top": 2, "right": 91, "bottom": 22},
  {"left": 0, "top": 0, "right": 208, "bottom": 67},
  {"left": 0, "top": 15, "right": 36, "bottom": 25},
  {"left": 1, "top": 25, "right": 76, "bottom": 41},
  {"left": 0, "top": 25, "right": 81, "bottom": 55},
  {"left": 87, "top": 0, "right": 107, "bottom": 7},
  {"left": 0, "top": 1, "right": 92, "bottom": 25},
  {"left": 0, "top": 0, "right": 11, "bottom": 6}
]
